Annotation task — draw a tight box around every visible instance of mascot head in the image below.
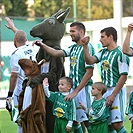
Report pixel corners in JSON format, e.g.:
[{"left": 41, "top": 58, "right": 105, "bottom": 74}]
[{"left": 30, "top": 7, "right": 71, "bottom": 47}]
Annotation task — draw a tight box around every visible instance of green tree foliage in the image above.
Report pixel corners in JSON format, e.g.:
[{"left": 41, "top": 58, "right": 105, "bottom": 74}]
[
  {"left": 0, "top": 0, "right": 28, "bottom": 16},
  {"left": 0, "top": 0, "right": 133, "bottom": 20},
  {"left": 123, "top": 0, "right": 133, "bottom": 17},
  {"left": 91, "top": 0, "right": 113, "bottom": 20},
  {"left": 0, "top": 0, "right": 12, "bottom": 16}
]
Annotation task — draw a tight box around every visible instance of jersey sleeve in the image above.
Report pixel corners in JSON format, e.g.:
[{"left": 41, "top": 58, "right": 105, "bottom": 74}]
[
  {"left": 10, "top": 53, "right": 21, "bottom": 73},
  {"left": 118, "top": 53, "right": 130, "bottom": 75},
  {"left": 62, "top": 45, "right": 75, "bottom": 57},
  {"left": 94, "top": 48, "right": 105, "bottom": 63}
]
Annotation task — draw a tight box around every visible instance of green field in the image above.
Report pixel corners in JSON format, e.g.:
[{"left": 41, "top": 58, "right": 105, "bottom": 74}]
[{"left": 0, "top": 109, "right": 131, "bottom": 133}]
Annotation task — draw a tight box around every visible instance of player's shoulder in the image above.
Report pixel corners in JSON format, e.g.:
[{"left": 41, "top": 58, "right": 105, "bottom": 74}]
[{"left": 11, "top": 49, "right": 19, "bottom": 55}]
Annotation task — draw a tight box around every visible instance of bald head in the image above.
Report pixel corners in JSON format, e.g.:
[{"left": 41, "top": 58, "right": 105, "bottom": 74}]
[{"left": 14, "top": 30, "right": 27, "bottom": 46}]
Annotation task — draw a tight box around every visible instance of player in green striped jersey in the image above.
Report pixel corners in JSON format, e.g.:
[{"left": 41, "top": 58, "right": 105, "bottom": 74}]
[
  {"left": 33, "top": 22, "right": 95, "bottom": 133},
  {"left": 81, "top": 27, "right": 130, "bottom": 133},
  {"left": 123, "top": 22, "right": 133, "bottom": 133}
]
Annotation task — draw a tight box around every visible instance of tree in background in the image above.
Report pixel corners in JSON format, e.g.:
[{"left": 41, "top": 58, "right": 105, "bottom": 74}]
[
  {"left": 0, "top": 0, "right": 12, "bottom": 16},
  {"left": 0, "top": 0, "right": 28, "bottom": 16},
  {"left": 0, "top": 0, "right": 133, "bottom": 20}
]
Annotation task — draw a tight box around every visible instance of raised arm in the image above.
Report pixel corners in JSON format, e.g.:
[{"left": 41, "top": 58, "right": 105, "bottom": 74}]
[
  {"left": 5, "top": 17, "right": 18, "bottom": 33},
  {"left": 33, "top": 40, "right": 65, "bottom": 57},
  {"left": 81, "top": 36, "right": 98, "bottom": 64},
  {"left": 122, "top": 23, "right": 133, "bottom": 56}
]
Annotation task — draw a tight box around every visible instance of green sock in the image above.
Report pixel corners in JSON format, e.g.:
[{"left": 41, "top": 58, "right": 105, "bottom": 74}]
[
  {"left": 74, "top": 124, "right": 83, "bottom": 133},
  {"left": 86, "top": 126, "right": 91, "bottom": 133},
  {"left": 117, "top": 126, "right": 127, "bottom": 133}
]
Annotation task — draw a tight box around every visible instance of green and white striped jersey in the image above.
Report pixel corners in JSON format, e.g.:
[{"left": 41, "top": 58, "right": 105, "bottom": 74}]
[
  {"left": 88, "top": 98, "right": 110, "bottom": 123},
  {"left": 48, "top": 91, "right": 76, "bottom": 121},
  {"left": 63, "top": 43, "right": 95, "bottom": 89},
  {"left": 94, "top": 46, "right": 130, "bottom": 87}
]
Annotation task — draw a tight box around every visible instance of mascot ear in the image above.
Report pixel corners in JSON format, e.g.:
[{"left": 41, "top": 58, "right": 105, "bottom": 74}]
[
  {"left": 38, "top": 59, "right": 46, "bottom": 66},
  {"left": 52, "top": 9, "right": 63, "bottom": 17},
  {"left": 56, "top": 7, "right": 71, "bottom": 23}
]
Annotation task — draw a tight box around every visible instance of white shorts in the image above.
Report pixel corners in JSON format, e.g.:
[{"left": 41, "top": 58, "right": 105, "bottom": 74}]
[
  {"left": 103, "top": 86, "right": 127, "bottom": 124},
  {"left": 73, "top": 85, "right": 93, "bottom": 122}
]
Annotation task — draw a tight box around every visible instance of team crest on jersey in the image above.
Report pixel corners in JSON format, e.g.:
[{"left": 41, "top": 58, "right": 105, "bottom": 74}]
[
  {"left": 102, "top": 60, "right": 110, "bottom": 70},
  {"left": 54, "top": 107, "right": 65, "bottom": 118},
  {"left": 70, "top": 56, "right": 77, "bottom": 66}
]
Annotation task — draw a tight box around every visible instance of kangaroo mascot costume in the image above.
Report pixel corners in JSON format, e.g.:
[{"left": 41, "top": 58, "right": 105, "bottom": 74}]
[
  {"left": 28, "top": 7, "right": 70, "bottom": 133},
  {"left": 18, "top": 59, "right": 46, "bottom": 133}
]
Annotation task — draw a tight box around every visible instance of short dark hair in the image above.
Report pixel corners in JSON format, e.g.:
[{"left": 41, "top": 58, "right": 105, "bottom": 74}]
[
  {"left": 60, "top": 76, "right": 73, "bottom": 87},
  {"left": 70, "top": 21, "right": 86, "bottom": 34},
  {"left": 100, "top": 27, "right": 117, "bottom": 42}
]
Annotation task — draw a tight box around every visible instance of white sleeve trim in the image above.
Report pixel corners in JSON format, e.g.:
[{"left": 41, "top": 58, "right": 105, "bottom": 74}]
[
  {"left": 43, "top": 85, "right": 50, "bottom": 98},
  {"left": 66, "top": 120, "right": 73, "bottom": 127}
]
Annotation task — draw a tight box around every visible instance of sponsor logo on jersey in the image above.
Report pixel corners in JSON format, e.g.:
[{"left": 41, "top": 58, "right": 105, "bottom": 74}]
[
  {"left": 54, "top": 107, "right": 65, "bottom": 118},
  {"left": 102, "top": 60, "right": 110, "bottom": 70},
  {"left": 70, "top": 56, "right": 77, "bottom": 66},
  {"left": 110, "top": 106, "right": 118, "bottom": 110}
]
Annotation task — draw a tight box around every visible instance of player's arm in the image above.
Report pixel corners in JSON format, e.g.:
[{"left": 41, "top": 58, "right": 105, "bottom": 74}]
[
  {"left": 106, "top": 74, "right": 127, "bottom": 106},
  {"left": 5, "top": 17, "right": 18, "bottom": 33},
  {"left": 122, "top": 23, "right": 133, "bottom": 56},
  {"left": 6, "top": 72, "right": 18, "bottom": 119},
  {"left": 65, "top": 67, "right": 93, "bottom": 101},
  {"left": 9, "top": 72, "right": 18, "bottom": 92},
  {"left": 33, "top": 40, "right": 65, "bottom": 57},
  {"left": 81, "top": 36, "right": 98, "bottom": 64}
]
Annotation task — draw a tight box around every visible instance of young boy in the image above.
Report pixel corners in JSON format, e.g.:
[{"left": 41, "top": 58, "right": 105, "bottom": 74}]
[
  {"left": 79, "top": 82, "right": 110, "bottom": 133},
  {"left": 43, "top": 77, "right": 76, "bottom": 133}
]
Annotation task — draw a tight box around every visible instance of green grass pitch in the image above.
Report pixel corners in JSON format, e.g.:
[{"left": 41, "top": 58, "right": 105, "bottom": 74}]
[{"left": 0, "top": 109, "right": 131, "bottom": 133}]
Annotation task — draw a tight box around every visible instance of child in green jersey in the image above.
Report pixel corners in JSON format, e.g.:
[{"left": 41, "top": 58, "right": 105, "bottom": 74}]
[
  {"left": 43, "top": 76, "right": 76, "bottom": 133},
  {"left": 79, "top": 82, "right": 110, "bottom": 133},
  {"left": 125, "top": 92, "right": 133, "bottom": 133}
]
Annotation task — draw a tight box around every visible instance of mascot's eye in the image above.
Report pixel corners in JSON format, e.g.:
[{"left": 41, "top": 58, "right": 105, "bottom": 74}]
[{"left": 48, "top": 19, "right": 55, "bottom": 25}]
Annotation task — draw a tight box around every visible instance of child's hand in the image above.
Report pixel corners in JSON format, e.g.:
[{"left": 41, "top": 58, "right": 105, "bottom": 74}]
[
  {"left": 66, "top": 126, "right": 72, "bottom": 132},
  {"left": 79, "top": 102, "right": 86, "bottom": 110},
  {"left": 43, "top": 78, "right": 49, "bottom": 86}
]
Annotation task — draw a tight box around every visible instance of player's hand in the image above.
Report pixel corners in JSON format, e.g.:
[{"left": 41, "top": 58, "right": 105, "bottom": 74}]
[
  {"left": 6, "top": 97, "right": 12, "bottom": 112},
  {"left": 81, "top": 36, "right": 90, "bottom": 46},
  {"left": 79, "top": 102, "right": 86, "bottom": 110},
  {"left": 5, "top": 17, "right": 15, "bottom": 29},
  {"left": 128, "top": 23, "right": 133, "bottom": 32},
  {"left": 6, "top": 97, "right": 13, "bottom": 120},
  {"left": 106, "top": 94, "right": 115, "bottom": 107},
  {"left": 64, "top": 90, "right": 78, "bottom": 101},
  {"left": 32, "top": 40, "right": 43, "bottom": 47}
]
